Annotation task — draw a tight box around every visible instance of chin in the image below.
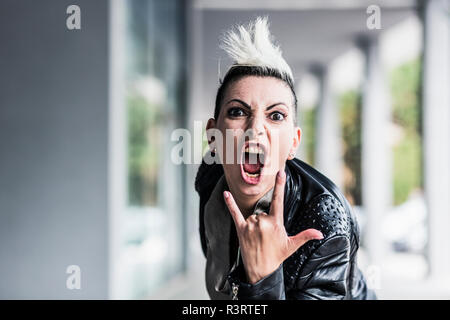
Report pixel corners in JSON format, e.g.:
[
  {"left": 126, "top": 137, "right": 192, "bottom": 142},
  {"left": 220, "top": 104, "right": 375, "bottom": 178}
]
[{"left": 236, "top": 180, "right": 267, "bottom": 197}]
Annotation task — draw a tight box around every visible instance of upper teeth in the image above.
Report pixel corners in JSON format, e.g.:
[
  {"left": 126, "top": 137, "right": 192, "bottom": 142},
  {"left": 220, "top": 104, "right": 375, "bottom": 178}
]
[{"left": 245, "top": 146, "right": 264, "bottom": 154}]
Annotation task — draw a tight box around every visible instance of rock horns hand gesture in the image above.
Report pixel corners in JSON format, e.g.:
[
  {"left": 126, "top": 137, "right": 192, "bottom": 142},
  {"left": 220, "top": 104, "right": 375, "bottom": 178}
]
[{"left": 223, "top": 170, "right": 324, "bottom": 284}]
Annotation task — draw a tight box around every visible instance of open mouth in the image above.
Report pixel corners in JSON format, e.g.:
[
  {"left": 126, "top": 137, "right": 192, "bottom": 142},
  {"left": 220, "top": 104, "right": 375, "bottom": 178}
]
[{"left": 240, "top": 142, "right": 267, "bottom": 185}]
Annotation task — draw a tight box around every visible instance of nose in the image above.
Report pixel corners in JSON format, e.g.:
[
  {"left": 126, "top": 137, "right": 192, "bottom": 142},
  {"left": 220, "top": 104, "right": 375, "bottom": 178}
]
[{"left": 248, "top": 114, "right": 265, "bottom": 138}]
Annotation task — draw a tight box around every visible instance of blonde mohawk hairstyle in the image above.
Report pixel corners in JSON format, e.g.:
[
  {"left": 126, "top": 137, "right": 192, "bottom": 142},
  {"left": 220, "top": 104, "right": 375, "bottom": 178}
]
[{"left": 220, "top": 16, "right": 294, "bottom": 83}]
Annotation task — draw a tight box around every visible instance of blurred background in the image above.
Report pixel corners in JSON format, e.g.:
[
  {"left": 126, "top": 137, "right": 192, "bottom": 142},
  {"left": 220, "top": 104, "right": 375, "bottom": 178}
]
[{"left": 0, "top": 0, "right": 449, "bottom": 299}]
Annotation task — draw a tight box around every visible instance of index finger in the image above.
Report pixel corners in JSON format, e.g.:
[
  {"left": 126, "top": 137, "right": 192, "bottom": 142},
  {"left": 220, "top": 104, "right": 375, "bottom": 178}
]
[
  {"left": 223, "top": 191, "right": 246, "bottom": 230},
  {"left": 269, "top": 169, "right": 286, "bottom": 223}
]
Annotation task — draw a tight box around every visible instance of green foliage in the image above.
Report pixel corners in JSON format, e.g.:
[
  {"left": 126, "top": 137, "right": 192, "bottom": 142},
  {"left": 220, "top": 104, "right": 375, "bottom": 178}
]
[
  {"left": 300, "top": 107, "right": 316, "bottom": 166},
  {"left": 393, "top": 133, "right": 422, "bottom": 205},
  {"left": 390, "top": 58, "right": 422, "bottom": 205},
  {"left": 391, "top": 59, "right": 421, "bottom": 134},
  {"left": 127, "top": 92, "right": 164, "bottom": 206},
  {"left": 339, "top": 90, "right": 362, "bottom": 206}
]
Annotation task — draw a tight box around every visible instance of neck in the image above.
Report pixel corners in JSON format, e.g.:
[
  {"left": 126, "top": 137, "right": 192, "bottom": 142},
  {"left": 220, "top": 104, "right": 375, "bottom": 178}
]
[
  {"left": 233, "top": 195, "right": 258, "bottom": 219},
  {"left": 227, "top": 184, "right": 266, "bottom": 219}
]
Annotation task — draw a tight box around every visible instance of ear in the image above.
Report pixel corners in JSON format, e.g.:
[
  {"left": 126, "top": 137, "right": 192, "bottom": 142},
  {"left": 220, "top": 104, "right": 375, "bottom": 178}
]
[
  {"left": 288, "top": 126, "right": 302, "bottom": 160},
  {"left": 206, "top": 118, "right": 217, "bottom": 151}
]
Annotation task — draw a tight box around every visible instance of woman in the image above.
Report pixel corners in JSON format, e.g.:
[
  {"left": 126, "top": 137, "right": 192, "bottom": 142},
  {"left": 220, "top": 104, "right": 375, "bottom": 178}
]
[{"left": 195, "top": 17, "right": 376, "bottom": 300}]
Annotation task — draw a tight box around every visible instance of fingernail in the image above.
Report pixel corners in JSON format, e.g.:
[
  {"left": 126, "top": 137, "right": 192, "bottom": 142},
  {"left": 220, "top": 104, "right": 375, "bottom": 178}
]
[
  {"left": 316, "top": 232, "right": 324, "bottom": 240},
  {"left": 224, "top": 191, "right": 229, "bottom": 199},
  {"left": 277, "top": 170, "right": 285, "bottom": 179}
]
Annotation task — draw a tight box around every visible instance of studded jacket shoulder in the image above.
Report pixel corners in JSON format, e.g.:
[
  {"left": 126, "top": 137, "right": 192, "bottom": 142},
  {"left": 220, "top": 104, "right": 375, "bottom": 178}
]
[{"left": 195, "top": 157, "right": 376, "bottom": 300}]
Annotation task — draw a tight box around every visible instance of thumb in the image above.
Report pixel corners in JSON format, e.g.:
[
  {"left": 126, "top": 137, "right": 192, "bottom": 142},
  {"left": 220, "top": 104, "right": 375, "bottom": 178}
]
[{"left": 288, "top": 228, "right": 324, "bottom": 252}]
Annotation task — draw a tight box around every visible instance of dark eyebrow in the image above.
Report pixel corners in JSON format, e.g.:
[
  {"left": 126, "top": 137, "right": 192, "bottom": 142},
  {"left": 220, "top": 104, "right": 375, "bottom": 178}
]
[
  {"left": 226, "top": 99, "right": 251, "bottom": 110},
  {"left": 226, "top": 99, "right": 288, "bottom": 111},
  {"left": 266, "top": 102, "right": 288, "bottom": 111}
]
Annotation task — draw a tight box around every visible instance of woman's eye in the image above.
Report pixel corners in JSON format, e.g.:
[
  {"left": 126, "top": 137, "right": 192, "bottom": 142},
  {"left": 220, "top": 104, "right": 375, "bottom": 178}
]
[
  {"left": 227, "top": 107, "right": 246, "bottom": 118},
  {"left": 270, "top": 111, "right": 286, "bottom": 121}
]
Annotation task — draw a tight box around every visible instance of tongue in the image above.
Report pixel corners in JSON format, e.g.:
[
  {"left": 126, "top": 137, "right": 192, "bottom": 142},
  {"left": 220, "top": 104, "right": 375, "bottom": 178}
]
[{"left": 243, "top": 162, "right": 261, "bottom": 174}]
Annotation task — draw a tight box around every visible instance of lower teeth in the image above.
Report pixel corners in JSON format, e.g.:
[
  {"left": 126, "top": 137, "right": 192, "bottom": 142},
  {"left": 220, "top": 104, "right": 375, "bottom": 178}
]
[{"left": 245, "top": 172, "right": 260, "bottom": 178}]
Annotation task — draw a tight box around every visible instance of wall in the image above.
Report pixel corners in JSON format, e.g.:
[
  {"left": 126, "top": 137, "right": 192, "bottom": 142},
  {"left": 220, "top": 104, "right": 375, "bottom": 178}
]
[{"left": 0, "top": 0, "right": 109, "bottom": 298}]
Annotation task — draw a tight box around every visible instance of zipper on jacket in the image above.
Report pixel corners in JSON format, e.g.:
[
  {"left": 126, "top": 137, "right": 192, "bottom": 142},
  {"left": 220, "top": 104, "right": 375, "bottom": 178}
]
[
  {"left": 232, "top": 282, "right": 239, "bottom": 300},
  {"left": 231, "top": 247, "right": 240, "bottom": 300}
]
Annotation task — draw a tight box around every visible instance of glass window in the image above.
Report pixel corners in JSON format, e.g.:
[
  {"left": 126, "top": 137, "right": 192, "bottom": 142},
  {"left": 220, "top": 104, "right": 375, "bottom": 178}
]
[{"left": 117, "top": 0, "right": 186, "bottom": 299}]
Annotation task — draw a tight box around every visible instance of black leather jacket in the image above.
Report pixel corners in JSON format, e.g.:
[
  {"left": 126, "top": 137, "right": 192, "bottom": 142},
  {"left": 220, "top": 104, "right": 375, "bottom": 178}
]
[{"left": 195, "top": 157, "right": 376, "bottom": 300}]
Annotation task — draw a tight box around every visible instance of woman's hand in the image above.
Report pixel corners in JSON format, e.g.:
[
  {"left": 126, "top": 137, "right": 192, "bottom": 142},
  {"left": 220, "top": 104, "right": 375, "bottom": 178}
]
[{"left": 223, "top": 170, "right": 324, "bottom": 284}]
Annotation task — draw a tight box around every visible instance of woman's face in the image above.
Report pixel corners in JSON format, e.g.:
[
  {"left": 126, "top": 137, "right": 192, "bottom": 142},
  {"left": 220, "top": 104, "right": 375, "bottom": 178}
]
[{"left": 207, "top": 76, "right": 301, "bottom": 200}]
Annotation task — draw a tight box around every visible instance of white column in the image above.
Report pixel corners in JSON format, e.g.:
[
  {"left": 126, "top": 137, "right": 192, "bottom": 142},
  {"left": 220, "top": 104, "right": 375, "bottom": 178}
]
[
  {"left": 313, "top": 66, "right": 343, "bottom": 188},
  {"left": 108, "top": 0, "right": 127, "bottom": 299},
  {"left": 422, "top": 0, "right": 450, "bottom": 280},
  {"left": 359, "top": 36, "right": 392, "bottom": 266}
]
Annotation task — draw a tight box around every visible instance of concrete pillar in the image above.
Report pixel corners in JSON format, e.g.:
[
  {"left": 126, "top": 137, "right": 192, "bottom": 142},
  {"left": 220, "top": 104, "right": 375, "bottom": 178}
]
[
  {"left": 422, "top": 0, "right": 450, "bottom": 280},
  {"left": 109, "top": 0, "right": 127, "bottom": 299},
  {"left": 358, "top": 36, "right": 392, "bottom": 266},
  {"left": 313, "top": 65, "right": 343, "bottom": 188}
]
